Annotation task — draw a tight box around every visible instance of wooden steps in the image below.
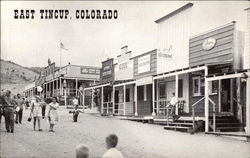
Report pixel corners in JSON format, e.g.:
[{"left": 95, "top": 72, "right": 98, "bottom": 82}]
[{"left": 209, "top": 116, "right": 243, "bottom": 132}]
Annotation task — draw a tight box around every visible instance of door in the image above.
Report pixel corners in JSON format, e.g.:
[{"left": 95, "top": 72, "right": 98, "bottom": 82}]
[
  {"left": 221, "top": 79, "right": 231, "bottom": 112},
  {"left": 166, "top": 81, "right": 175, "bottom": 101}
]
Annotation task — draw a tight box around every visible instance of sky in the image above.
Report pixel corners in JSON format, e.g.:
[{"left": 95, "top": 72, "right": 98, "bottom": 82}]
[{"left": 1, "top": 1, "right": 249, "bottom": 67}]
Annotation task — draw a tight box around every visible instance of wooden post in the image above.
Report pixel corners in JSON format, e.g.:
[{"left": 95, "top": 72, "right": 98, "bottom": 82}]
[
  {"left": 82, "top": 89, "right": 85, "bottom": 107},
  {"left": 230, "top": 78, "right": 234, "bottom": 113},
  {"left": 91, "top": 88, "right": 94, "bottom": 109},
  {"left": 123, "top": 85, "right": 126, "bottom": 116},
  {"left": 218, "top": 79, "right": 221, "bottom": 112},
  {"left": 246, "top": 71, "right": 250, "bottom": 136},
  {"left": 134, "top": 84, "right": 138, "bottom": 116},
  {"left": 60, "top": 78, "right": 62, "bottom": 96},
  {"left": 205, "top": 66, "right": 209, "bottom": 132},
  {"left": 75, "top": 78, "right": 78, "bottom": 96},
  {"left": 156, "top": 79, "right": 159, "bottom": 114},
  {"left": 101, "top": 86, "right": 104, "bottom": 114},
  {"left": 112, "top": 86, "right": 115, "bottom": 114},
  {"left": 175, "top": 74, "right": 179, "bottom": 115},
  {"left": 152, "top": 80, "right": 156, "bottom": 116}
]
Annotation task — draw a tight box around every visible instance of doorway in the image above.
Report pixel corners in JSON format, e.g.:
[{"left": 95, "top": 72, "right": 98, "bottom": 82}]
[{"left": 221, "top": 79, "right": 231, "bottom": 112}]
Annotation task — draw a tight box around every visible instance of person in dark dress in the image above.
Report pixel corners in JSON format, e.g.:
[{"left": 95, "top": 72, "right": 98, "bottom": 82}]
[{"left": 3, "top": 90, "right": 15, "bottom": 133}]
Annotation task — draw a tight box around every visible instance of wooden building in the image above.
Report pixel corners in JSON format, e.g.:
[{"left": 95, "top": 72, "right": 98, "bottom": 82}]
[{"left": 24, "top": 60, "right": 100, "bottom": 107}]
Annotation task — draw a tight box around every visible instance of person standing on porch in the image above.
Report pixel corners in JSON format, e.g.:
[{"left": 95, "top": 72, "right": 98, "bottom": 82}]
[{"left": 169, "top": 92, "right": 178, "bottom": 115}]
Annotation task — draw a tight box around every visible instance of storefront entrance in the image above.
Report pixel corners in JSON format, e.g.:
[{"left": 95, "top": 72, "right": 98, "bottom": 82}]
[{"left": 221, "top": 79, "right": 232, "bottom": 113}]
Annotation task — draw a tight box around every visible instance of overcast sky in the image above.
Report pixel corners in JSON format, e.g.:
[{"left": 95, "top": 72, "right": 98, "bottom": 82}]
[{"left": 1, "top": 1, "right": 249, "bottom": 67}]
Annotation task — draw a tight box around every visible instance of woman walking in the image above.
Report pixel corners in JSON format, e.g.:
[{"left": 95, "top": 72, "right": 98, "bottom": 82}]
[
  {"left": 48, "top": 97, "right": 59, "bottom": 132},
  {"left": 31, "top": 96, "right": 43, "bottom": 131}
]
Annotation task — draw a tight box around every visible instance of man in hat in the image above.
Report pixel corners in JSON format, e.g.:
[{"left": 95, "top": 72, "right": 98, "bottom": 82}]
[
  {"left": 15, "top": 93, "right": 25, "bottom": 124},
  {"left": 3, "top": 90, "right": 15, "bottom": 133}
]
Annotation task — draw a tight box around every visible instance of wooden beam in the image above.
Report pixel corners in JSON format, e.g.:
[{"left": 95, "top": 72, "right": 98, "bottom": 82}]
[
  {"left": 134, "top": 84, "right": 138, "bottom": 116},
  {"left": 152, "top": 79, "right": 156, "bottom": 116},
  {"left": 154, "top": 66, "right": 206, "bottom": 80},
  {"left": 205, "top": 66, "right": 209, "bottom": 132}
]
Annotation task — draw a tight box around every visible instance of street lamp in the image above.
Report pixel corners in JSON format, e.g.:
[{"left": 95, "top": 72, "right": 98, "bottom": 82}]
[{"left": 63, "top": 80, "right": 67, "bottom": 108}]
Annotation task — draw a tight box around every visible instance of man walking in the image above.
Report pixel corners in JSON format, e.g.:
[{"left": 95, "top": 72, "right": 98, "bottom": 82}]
[
  {"left": 3, "top": 90, "right": 15, "bottom": 133},
  {"left": 15, "top": 93, "right": 24, "bottom": 124}
]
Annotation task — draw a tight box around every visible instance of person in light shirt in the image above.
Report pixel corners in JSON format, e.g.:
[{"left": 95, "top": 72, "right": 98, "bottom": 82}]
[
  {"left": 169, "top": 92, "right": 178, "bottom": 115},
  {"left": 102, "top": 134, "right": 123, "bottom": 158},
  {"left": 73, "top": 97, "right": 79, "bottom": 109}
]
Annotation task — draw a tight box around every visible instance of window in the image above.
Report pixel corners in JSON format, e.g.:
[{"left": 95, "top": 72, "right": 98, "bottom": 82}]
[
  {"left": 192, "top": 76, "right": 201, "bottom": 96},
  {"left": 178, "top": 79, "right": 183, "bottom": 98},
  {"left": 137, "top": 86, "right": 144, "bottom": 100},
  {"left": 209, "top": 80, "right": 218, "bottom": 95},
  {"left": 126, "top": 88, "right": 130, "bottom": 102},
  {"left": 146, "top": 84, "right": 152, "bottom": 101},
  {"left": 159, "top": 83, "right": 166, "bottom": 99}
]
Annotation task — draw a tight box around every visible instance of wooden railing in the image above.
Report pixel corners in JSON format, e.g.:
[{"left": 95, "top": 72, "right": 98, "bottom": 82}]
[
  {"left": 208, "top": 97, "right": 216, "bottom": 132},
  {"left": 114, "top": 103, "right": 124, "bottom": 115},
  {"left": 192, "top": 97, "right": 205, "bottom": 128},
  {"left": 103, "top": 102, "right": 113, "bottom": 115}
]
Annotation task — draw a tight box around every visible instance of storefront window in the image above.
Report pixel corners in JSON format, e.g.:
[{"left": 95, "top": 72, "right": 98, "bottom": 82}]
[
  {"left": 178, "top": 79, "right": 183, "bottom": 98},
  {"left": 192, "top": 76, "right": 201, "bottom": 96},
  {"left": 159, "top": 83, "right": 166, "bottom": 99},
  {"left": 146, "top": 84, "right": 152, "bottom": 101},
  {"left": 209, "top": 80, "right": 218, "bottom": 95},
  {"left": 126, "top": 88, "right": 130, "bottom": 102},
  {"left": 137, "top": 86, "right": 144, "bottom": 100}
]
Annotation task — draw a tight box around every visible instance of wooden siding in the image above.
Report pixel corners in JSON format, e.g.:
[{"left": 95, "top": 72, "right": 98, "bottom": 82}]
[
  {"left": 189, "top": 74, "right": 219, "bottom": 116},
  {"left": 133, "top": 50, "right": 157, "bottom": 79},
  {"left": 137, "top": 101, "right": 152, "bottom": 116},
  {"left": 189, "top": 23, "right": 235, "bottom": 67},
  {"left": 125, "top": 102, "right": 134, "bottom": 115}
]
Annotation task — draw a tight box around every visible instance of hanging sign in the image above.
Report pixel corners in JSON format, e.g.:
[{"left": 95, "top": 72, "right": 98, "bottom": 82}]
[
  {"left": 138, "top": 54, "right": 150, "bottom": 73},
  {"left": 202, "top": 38, "right": 216, "bottom": 51}
]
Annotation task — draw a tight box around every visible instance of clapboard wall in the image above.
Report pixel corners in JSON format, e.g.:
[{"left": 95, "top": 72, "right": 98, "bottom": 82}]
[{"left": 189, "top": 23, "right": 235, "bottom": 67}]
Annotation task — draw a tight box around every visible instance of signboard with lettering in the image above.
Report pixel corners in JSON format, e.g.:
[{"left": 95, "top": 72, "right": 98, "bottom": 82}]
[
  {"left": 138, "top": 54, "right": 150, "bottom": 73},
  {"left": 101, "top": 58, "right": 114, "bottom": 83},
  {"left": 80, "top": 67, "right": 100, "bottom": 74},
  {"left": 157, "top": 45, "right": 173, "bottom": 60},
  {"left": 119, "top": 62, "right": 128, "bottom": 70}
]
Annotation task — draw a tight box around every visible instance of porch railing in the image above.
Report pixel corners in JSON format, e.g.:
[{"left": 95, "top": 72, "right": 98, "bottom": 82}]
[
  {"left": 103, "top": 102, "right": 113, "bottom": 115},
  {"left": 114, "top": 103, "right": 125, "bottom": 115},
  {"left": 192, "top": 97, "right": 205, "bottom": 128},
  {"left": 209, "top": 97, "right": 216, "bottom": 132}
]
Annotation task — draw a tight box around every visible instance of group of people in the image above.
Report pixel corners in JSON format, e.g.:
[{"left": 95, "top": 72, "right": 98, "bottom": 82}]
[
  {"left": 76, "top": 134, "right": 123, "bottom": 158},
  {"left": 0, "top": 90, "right": 26, "bottom": 133},
  {"left": 0, "top": 90, "right": 59, "bottom": 133},
  {"left": 30, "top": 96, "right": 59, "bottom": 132}
]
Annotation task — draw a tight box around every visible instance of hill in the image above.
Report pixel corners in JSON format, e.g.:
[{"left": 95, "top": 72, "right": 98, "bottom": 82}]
[{"left": 0, "top": 59, "right": 40, "bottom": 95}]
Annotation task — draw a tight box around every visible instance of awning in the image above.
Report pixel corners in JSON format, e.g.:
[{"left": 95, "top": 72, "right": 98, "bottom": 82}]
[{"left": 136, "top": 76, "right": 153, "bottom": 86}]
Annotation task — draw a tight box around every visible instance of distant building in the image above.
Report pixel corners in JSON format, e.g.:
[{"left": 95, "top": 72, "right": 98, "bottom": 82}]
[{"left": 23, "top": 60, "right": 100, "bottom": 106}]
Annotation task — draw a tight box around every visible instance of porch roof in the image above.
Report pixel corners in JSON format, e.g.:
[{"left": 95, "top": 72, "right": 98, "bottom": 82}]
[
  {"left": 153, "top": 64, "right": 206, "bottom": 80},
  {"left": 206, "top": 69, "right": 250, "bottom": 81}
]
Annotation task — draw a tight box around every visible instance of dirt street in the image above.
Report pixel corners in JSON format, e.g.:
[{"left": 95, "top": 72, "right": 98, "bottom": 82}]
[{"left": 1, "top": 108, "right": 250, "bottom": 158}]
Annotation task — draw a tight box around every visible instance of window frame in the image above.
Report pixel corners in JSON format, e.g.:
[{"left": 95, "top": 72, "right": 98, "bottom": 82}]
[{"left": 192, "top": 76, "right": 201, "bottom": 97}]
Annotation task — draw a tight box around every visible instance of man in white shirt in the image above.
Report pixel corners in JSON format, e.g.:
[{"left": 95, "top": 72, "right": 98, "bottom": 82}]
[
  {"left": 102, "top": 134, "right": 123, "bottom": 158},
  {"left": 73, "top": 97, "right": 79, "bottom": 109},
  {"left": 169, "top": 92, "right": 178, "bottom": 115}
]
